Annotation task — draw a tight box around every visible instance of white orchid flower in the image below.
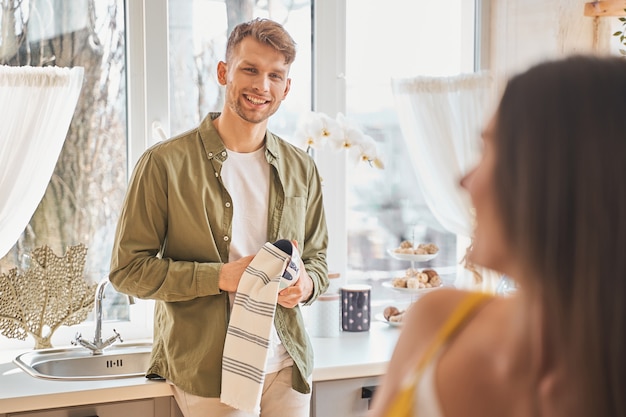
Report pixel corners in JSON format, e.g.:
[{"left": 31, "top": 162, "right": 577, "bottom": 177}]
[
  {"left": 294, "top": 111, "right": 384, "bottom": 169},
  {"left": 331, "top": 112, "right": 364, "bottom": 151},
  {"left": 294, "top": 111, "right": 341, "bottom": 150},
  {"left": 354, "top": 134, "right": 384, "bottom": 168}
]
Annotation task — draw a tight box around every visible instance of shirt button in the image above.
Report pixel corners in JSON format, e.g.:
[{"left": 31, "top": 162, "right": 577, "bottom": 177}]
[
  {"left": 225, "top": 202, "right": 231, "bottom": 208},
  {"left": 208, "top": 152, "right": 213, "bottom": 157},
  {"left": 221, "top": 151, "right": 227, "bottom": 157},
  {"left": 223, "top": 236, "right": 229, "bottom": 242}
]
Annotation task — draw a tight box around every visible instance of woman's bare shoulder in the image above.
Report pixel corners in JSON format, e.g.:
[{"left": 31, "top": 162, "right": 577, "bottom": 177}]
[
  {"left": 386, "top": 289, "right": 484, "bottom": 372},
  {"left": 369, "top": 289, "right": 500, "bottom": 417},
  {"left": 403, "top": 288, "right": 486, "bottom": 337}
]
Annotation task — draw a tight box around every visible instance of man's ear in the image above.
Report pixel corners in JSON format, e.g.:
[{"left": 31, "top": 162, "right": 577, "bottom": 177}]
[
  {"left": 282, "top": 78, "right": 291, "bottom": 100},
  {"left": 217, "top": 61, "right": 227, "bottom": 86}
]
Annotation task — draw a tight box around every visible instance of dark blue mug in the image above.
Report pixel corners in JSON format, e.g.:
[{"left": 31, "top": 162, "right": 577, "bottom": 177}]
[{"left": 341, "top": 284, "right": 371, "bottom": 332}]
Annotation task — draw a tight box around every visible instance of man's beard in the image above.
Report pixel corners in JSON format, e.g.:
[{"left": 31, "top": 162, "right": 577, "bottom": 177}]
[{"left": 230, "top": 97, "right": 280, "bottom": 124}]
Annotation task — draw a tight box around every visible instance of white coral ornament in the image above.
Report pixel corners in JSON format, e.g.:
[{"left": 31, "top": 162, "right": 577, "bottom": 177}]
[{"left": 0, "top": 244, "right": 96, "bottom": 349}]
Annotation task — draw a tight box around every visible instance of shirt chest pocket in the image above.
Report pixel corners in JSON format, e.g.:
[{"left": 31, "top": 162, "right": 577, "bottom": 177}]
[{"left": 279, "top": 196, "right": 306, "bottom": 243}]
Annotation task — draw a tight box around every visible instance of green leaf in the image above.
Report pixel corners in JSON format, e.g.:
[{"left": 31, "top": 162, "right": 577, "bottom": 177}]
[{"left": 613, "top": 31, "right": 623, "bottom": 36}]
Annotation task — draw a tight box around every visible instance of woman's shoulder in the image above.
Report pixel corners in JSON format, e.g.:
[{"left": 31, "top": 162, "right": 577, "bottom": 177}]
[
  {"left": 434, "top": 292, "right": 534, "bottom": 417},
  {"left": 413, "top": 287, "right": 483, "bottom": 309},
  {"left": 404, "top": 288, "right": 493, "bottom": 339}
]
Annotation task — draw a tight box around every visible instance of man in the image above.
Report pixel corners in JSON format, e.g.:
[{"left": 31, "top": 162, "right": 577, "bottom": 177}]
[{"left": 109, "top": 18, "right": 328, "bottom": 417}]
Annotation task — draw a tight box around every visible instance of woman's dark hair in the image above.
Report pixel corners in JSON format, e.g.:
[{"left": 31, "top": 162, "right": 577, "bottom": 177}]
[
  {"left": 225, "top": 18, "right": 296, "bottom": 65},
  {"left": 494, "top": 55, "right": 626, "bottom": 416}
]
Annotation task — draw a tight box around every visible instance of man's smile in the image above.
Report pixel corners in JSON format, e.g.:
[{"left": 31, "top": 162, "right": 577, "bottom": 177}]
[{"left": 244, "top": 94, "right": 269, "bottom": 105}]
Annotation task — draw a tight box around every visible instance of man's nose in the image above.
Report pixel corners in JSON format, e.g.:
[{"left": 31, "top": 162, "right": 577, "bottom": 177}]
[{"left": 253, "top": 74, "right": 270, "bottom": 92}]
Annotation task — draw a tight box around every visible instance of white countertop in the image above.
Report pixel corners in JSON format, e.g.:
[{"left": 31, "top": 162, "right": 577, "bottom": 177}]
[
  {"left": 0, "top": 322, "right": 400, "bottom": 414},
  {"left": 311, "top": 322, "right": 399, "bottom": 381}
]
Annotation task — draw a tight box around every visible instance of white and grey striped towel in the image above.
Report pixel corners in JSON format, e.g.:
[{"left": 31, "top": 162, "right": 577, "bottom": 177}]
[{"left": 220, "top": 239, "right": 301, "bottom": 415}]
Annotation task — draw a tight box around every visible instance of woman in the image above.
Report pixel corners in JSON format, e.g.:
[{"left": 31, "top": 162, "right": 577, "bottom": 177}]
[{"left": 369, "top": 55, "right": 626, "bottom": 417}]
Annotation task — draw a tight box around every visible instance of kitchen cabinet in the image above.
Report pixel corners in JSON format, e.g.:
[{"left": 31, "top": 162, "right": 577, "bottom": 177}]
[
  {"left": 1, "top": 397, "right": 182, "bottom": 417},
  {"left": 311, "top": 376, "right": 380, "bottom": 417}
]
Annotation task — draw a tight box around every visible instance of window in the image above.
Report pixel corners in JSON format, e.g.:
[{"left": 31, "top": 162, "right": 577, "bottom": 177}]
[
  {"left": 0, "top": 1, "right": 127, "bottom": 279},
  {"left": 0, "top": 0, "right": 477, "bottom": 350},
  {"left": 314, "top": 0, "right": 477, "bottom": 312},
  {"left": 345, "top": 0, "right": 471, "bottom": 273},
  {"left": 0, "top": 0, "right": 142, "bottom": 350},
  {"left": 0, "top": 0, "right": 313, "bottom": 351},
  {"left": 168, "top": 0, "right": 312, "bottom": 141}
]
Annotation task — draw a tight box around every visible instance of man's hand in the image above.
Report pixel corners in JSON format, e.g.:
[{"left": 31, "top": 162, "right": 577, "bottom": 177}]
[
  {"left": 218, "top": 255, "right": 254, "bottom": 292},
  {"left": 277, "top": 240, "right": 313, "bottom": 308}
]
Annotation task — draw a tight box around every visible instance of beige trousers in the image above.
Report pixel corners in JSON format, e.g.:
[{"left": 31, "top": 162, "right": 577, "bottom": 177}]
[{"left": 170, "top": 366, "right": 311, "bottom": 417}]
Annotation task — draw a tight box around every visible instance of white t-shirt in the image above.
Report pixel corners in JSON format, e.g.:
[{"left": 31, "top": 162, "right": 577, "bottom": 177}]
[{"left": 221, "top": 146, "right": 293, "bottom": 373}]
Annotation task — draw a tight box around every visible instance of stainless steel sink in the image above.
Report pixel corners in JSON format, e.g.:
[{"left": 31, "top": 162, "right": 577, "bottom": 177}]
[{"left": 13, "top": 342, "right": 152, "bottom": 381}]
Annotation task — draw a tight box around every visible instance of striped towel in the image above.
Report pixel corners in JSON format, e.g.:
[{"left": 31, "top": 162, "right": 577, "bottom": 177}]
[{"left": 220, "top": 239, "right": 301, "bottom": 415}]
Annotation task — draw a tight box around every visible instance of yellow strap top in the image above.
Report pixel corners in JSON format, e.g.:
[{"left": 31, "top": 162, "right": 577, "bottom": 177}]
[{"left": 383, "top": 291, "right": 492, "bottom": 417}]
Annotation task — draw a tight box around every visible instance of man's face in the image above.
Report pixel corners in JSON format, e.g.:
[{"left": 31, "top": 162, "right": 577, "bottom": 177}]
[{"left": 217, "top": 37, "right": 291, "bottom": 125}]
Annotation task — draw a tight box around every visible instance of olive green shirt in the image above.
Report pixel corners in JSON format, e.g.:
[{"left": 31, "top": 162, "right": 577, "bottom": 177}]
[{"left": 109, "top": 112, "right": 329, "bottom": 397}]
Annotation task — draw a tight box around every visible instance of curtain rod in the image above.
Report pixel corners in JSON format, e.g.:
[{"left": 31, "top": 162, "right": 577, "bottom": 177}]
[{"left": 584, "top": 1, "right": 626, "bottom": 16}]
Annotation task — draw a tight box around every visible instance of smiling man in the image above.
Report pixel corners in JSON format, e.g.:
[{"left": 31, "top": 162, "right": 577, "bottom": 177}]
[{"left": 109, "top": 18, "right": 329, "bottom": 417}]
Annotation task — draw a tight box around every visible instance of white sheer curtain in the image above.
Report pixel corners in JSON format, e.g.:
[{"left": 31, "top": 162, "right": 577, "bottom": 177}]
[
  {"left": 391, "top": 72, "right": 500, "bottom": 292},
  {"left": 0, "top": 65, "right": 84, "bottom": 258}
]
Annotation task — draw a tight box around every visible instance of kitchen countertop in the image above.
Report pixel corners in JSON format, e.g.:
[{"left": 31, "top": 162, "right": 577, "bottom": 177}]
[{"left": 0, "top": 321, "right": 400, "bottom": 414}]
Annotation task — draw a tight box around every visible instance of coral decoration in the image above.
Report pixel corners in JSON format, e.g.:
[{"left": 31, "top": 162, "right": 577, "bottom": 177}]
[{"left": 0, "top": 244, "right": 96, "bottom": 349}]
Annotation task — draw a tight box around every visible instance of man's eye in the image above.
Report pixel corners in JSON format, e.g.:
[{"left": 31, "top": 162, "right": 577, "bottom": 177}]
[
  {"left": 270, "top": 74, "right": 283, "bottom": 80},
  {"left": 244, "top": 68, "right": 257, "bottom": 73}
]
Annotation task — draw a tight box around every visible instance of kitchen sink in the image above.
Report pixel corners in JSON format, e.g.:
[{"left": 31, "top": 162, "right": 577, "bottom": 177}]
[{"left": 13, "top": 342, "right": 152, "bottom": 381}]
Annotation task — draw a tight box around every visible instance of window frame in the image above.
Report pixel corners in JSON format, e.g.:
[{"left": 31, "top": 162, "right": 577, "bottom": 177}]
[
  {"left": 134, "top": 0, "right": 485, "bottom": 303},
  {"left": 315, "top": 0, "right": 481, "bottom": 280},
  {"left": 0, "top": 0, "right": 485, "bottom": 352}
]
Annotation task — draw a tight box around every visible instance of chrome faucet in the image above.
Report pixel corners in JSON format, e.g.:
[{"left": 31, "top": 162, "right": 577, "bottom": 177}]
[{"left": 72, "top": 278, "right": 127, "bottom": 355}]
